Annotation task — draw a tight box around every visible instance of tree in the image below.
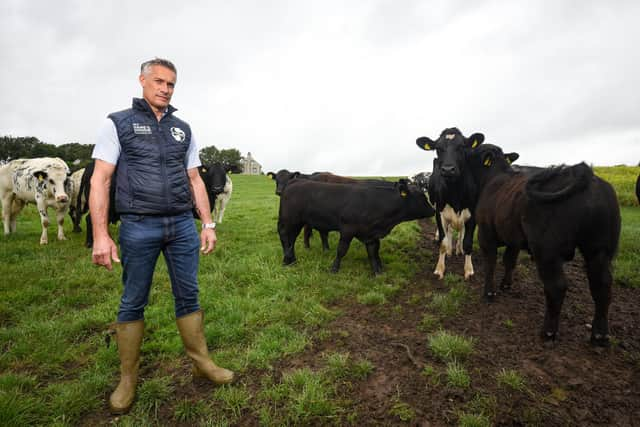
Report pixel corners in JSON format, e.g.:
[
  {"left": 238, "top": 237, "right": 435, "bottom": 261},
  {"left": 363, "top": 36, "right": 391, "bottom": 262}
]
[
  {"left": 199, "top": 146, "right": 243, "bottom": 173},
  {"left": 199, "top": 145, "right": 220, "bottom": 165}
]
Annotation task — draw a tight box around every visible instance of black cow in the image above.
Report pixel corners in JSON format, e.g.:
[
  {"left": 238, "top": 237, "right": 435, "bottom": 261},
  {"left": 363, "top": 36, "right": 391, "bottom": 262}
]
[
  {"left": 468, "top": 143, "right": 620, "bottom": 346},
  {"left": 416, "top": 127, "right": 485, "bottom": 280},
  {"left": 77, "top": 161, "right": 119, "bottom": 248},
  {"left": 198, "top": 163, "right": 233, "bottom": 223},
  {"left": 278, "top": 179, "right": 436, "bottom": 274},
  {"left": 636, "top": 173, "right": 640, "bottom": 204}
]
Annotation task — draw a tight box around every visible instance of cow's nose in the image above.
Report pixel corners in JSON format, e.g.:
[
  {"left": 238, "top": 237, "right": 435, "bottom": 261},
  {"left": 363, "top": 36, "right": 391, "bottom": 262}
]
[
  {"left": 57, "top": 195, "right": 69, "bottom": 203},
  {"left": 441, "top": 165, "right": 457, "bottom": 176}
]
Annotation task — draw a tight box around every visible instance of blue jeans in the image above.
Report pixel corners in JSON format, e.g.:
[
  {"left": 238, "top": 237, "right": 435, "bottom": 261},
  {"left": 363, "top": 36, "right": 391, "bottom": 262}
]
[{"left": 117, "top": 212, "right": 201, "bottom": 322}]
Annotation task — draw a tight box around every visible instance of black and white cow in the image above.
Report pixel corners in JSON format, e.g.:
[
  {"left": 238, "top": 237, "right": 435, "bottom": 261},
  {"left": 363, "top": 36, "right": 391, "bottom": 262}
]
[
  {"left": 198, "top": 163, "right": 233, "bottom": 223},
  {"left": 278, "top": 179, "right": 435, "bottom": 274},
  {"left": 0, "top": 157, "right": 72, "bottom": 244},
  {"left": 468, "top": 143, "right": 620, "bottom": 346},
  {"left": 416, "top": 128, "right": 485, "bottom": 280}
]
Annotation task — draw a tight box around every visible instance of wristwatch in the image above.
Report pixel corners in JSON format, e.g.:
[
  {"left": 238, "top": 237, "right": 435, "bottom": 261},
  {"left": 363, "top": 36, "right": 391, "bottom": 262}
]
[{"left": 202, "top": 222, "right": 216, "bottom": 230}]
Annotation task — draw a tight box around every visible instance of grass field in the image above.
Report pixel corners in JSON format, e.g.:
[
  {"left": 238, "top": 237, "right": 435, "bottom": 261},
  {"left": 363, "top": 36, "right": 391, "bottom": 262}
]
[{"left": 0, "top": 167, "right": 638, "bottom": 425}]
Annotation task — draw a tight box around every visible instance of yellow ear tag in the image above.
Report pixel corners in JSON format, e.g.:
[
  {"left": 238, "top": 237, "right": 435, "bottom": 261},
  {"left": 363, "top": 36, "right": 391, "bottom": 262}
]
[
  {"left": 202, "top": 168, "right": 207, "bottom": 173},
  {"left": 400, "top": 191, "right": 408, "bottom": 197},
  {"left": 472, "top": 140, "right": 478, "bottom": 148},
  {"left": 484, "top": 158, "right": 492, "bottom": 167},
  {"left": 506, "top": 157, "right": 512, "bottom": 164},
  {"left": 38, "top": 175, "right": 44, "bottom": 182},
  {"left": 423, "top": 143, "right": 430, "bottom": 150}
]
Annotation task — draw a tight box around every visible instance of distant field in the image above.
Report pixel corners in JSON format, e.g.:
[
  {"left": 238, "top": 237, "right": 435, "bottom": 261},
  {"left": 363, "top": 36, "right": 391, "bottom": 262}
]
[{"left": 0, "top": 167, "right": 637, "bottom": 425}]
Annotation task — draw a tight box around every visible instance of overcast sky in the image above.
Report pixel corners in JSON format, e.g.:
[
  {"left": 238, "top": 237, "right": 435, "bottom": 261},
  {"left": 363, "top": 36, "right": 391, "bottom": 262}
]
[{"left": 1, "top": 1, "right": 639, "bottom": 176}]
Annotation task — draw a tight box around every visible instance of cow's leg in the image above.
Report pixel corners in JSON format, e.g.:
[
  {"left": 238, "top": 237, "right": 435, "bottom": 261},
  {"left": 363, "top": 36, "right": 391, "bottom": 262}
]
[
  {"left": 456, "top": 224, "right": 465, "bottom": 256},
  {"left": 35, "top": 194, "right": 50, "bottom": 244},
  {"left": 434, "top": 212, "right": 449, "bottom": 279},
  {"left": 1, "top": 193, "right": 14, "bottom": 234},
  {"left": 331, "top": 234, "right": 353, "bottom": 273},
  {"left": 55, "top": 205, "right": 68, "bottom": 241},
  {"left": 500, "top": 246, "right": 519, "bottom": 290},
  {"left": 85, "top": 213, "right": 94, "bottom": 248},
  {"left": 462, "top": 217, "right": 476, "bottom": 280},
  {"left": 10, "top": 199, "right": 24, "bottom": 233},
  {"left": 303, "top": 225, "right": 312, "bottom": 248},
  {"left": 536, "top": 260, "right": 567, "bottom": 342},
  {"left": 70, "top": 206, "right": 82, "bottom": 232},
  {"left": 319, "top": 230, "right": 330, "bottom": 251},
  {"left": 365, "top": 239, "right": 382, "bottom": 275},
  {"left": 217, "top": 195, "right": 228, "bottom": 223},
  {"left": 584, "top": 251, "right": 612, "bottom": 346},
  {"left": 279, "top": 221, "right": 302, "bottom": 265}
]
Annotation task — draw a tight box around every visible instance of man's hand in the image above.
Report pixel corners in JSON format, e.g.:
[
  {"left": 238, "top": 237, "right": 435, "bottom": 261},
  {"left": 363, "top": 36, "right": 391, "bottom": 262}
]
[
  {"left": 92, "top": 235, "right": 121, "bottom": 270},
  {"left": 200, "top": 228, "right": 217, "bottom": 254}
]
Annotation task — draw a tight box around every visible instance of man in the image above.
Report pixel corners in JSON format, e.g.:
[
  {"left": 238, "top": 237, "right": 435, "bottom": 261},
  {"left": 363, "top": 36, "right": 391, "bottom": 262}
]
[{"left": 90, "top": 58, "right": 233, "bottom": 415}]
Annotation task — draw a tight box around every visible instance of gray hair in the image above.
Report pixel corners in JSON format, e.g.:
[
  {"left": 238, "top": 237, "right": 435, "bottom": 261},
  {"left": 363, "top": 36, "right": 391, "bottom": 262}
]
[{"left": 140, "top": 58, "right": 177, "bottom": 76}]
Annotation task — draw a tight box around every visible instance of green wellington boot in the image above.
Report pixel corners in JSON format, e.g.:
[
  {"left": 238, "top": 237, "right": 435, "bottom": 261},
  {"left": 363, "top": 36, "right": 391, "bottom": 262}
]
[{"left": 109, "top": 320, "right": 144, "bottom": 414}]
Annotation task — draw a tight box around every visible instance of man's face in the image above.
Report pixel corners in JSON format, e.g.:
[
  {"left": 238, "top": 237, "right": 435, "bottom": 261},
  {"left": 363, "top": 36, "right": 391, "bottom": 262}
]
[{"left": 139, "top": 65, "right": 176, "bottom": 110}]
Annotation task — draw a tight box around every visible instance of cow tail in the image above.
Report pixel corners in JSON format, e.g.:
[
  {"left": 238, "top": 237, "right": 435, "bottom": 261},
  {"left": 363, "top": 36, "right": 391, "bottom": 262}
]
[{"left": 526, "top": 162, "right": 593, "bottom": 203}]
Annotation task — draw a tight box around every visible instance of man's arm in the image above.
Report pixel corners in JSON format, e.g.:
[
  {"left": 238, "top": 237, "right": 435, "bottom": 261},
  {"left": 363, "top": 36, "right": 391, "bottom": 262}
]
[
  {"left": 188, "top": 167, "right": 216, "bottom": 254},
  {"left": 90, "top": 159, "right": 120, "bottom": 270}
]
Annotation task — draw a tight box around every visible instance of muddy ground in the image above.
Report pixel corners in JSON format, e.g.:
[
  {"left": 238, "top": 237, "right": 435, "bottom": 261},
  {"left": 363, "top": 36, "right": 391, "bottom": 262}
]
[
  {"left": 261, "top": 220, "right": 640, "bottom": 426},
  {"left": 96, "top": 220, "right": 640, "bottom": 426}
]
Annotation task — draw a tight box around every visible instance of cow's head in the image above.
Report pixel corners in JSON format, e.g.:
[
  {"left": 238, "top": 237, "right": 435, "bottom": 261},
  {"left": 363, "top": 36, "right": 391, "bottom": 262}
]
[
  {"left": 410, "top": 172, "right": 431, "bottom": 194},
  {"left": 199, "top": 163, "right": 230, "bottom": 196},
  {"left": 416, "top": 127, "right": 484, "bottom": 180},
  {"left": 267, "top": 169, "right": 300, "bottom": 196},
  {"left": 33, "top": 165, "right": 71, "bottom": 203},
  {"left": 397, "top": 178, "right": 436, "bottom": 218},
  {"left": 467, "top": 144, "right": 518, "bottom": 181}
]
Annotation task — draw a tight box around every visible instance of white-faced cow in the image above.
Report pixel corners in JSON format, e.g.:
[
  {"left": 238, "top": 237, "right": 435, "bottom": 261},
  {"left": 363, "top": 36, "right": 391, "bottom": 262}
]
[
  {"left": 415, "top": 128, "right": 485, "bottom": 280},
  {"left": 0, "top": 157, "right": 72, "bottom": 244},
  {"left": 468, "top": 143, "right": 620, "bottom": 346},
  {"left": 198, "top": 163, "right": 233, "bottom": 223},
  {"left": 278, "top": 179, "right": 436, "bottom": 274}
]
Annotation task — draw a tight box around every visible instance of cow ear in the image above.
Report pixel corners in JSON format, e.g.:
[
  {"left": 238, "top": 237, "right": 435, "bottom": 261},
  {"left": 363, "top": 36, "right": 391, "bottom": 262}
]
[
  {"left": 482, "top": 151, "right": 495, "bottom": 168},
  {"left": 466, "top": 133, "right": 485, "bottom": 149},
  {"left": 397, "top": 178, "right": 410, "bottom": 197},
  {"left": 267, "top": 172, "right": 275, "bottom": 179},
  {"left": 292, "top": 172, "right": 300, "bottom": 179},
  {"left": 33, "top": 171, "right": 48, "bottom": 182},
  {"left": 416, "top": 137, "right": 436, "bottom": 151},
  {"left": 505, "top": 152, "right": 519, "bottom": 165}
]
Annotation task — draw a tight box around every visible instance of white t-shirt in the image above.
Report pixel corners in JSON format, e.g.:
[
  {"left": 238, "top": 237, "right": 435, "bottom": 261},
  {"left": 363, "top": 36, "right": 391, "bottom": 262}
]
[{"left": 92, "top": 118, "right": 201, "bottom": 169}]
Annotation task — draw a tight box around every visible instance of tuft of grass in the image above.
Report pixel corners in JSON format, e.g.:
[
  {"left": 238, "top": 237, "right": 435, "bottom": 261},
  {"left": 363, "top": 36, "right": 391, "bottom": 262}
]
[
  {"left": 428, "top": 281, "right": 469, "bottom": 317},
  {"left": 0, "top": 391, "right": 42, "bottom": 426},
  {"left": 465, "top": 393, "right": 497, "bottom": 420},
  {"left": 421, "top": 364, "right": 440, "bottom": 386},
  {"left": 428, "top": 330, "right": 475, "bottom": 362},
  {"left": 503, "top": 319, "right": 514, "bottom": 329},
  {"left": 446, "top": 361, "right": 471, "bottom": 389},
  {"left": 357, "top": 291, "right": 387, "bottom": 305},
  {"left": 418, "top": 313, "right": 440, "bottom": 332},
  {"left": 212, "top": 385, "right": 252, "bottom": 418},
  {"left": 136, "top": 376, "right": 174, "bottom": 415},
  {"left": 389, "top": 401, "right": 415, "bottom": 422},
  {"left": 323, "top": 352, "right": 374, "bottom": 381},
  {"left": 496, "top": 369, "right": 527, "bottom": 391},
  {"left": 457, "top": 411, "right": 491, "bottom": 427},
  {"left": 173, "top": 398, "right": 208, "bottom": 422}
]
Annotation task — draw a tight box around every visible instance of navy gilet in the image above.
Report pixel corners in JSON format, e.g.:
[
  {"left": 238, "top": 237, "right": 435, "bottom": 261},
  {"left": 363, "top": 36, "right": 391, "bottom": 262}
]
[{"left": 109, "top": 98, "right": 193, "bottom": 215}]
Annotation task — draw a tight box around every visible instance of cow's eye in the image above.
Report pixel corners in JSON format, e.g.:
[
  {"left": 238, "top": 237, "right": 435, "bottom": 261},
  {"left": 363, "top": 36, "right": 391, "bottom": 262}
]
[{"left": 49, "top": 179, "right": 54, "bottom": 184}]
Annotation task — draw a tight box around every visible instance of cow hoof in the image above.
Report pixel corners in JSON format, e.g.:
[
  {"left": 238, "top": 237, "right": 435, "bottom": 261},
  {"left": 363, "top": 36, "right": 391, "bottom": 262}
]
[
  {"left": 433, "top": 271, "right": 444, "bottom": 280},
  {"left": 282, "top": 258, "right": 296, "bottom": 266},
  {"left": 499, "top": 283, "right": 512, "bottom": 291},
  {"left": 40, "top": 240, "right": 48, "bottom": 245},
  {"left": 541, "top": 331, "right": 557, "bottom": 343},
  {"left": 330, "top": 267, "right": 339, "bottom": 274},
  {"left": 590, "top": 334, "right": 610, "bottom": 347}
]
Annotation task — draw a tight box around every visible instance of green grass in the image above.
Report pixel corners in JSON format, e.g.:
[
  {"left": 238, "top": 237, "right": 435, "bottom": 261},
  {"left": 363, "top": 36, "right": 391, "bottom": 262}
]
[
  {"left": 0, "top": 168, "right": 638, "bottom": 423},
  {"left": 496, "top": 369, "right": 527, "bottom": 392},
  {"left": 446, "top": 360, "right": 471, "bottom": 389},
  {"left": 0, "top": 174, "right": 424, "bottom": 424},
  {"left": 428, "top": 330, "right": 475, "bottom": 362}
]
